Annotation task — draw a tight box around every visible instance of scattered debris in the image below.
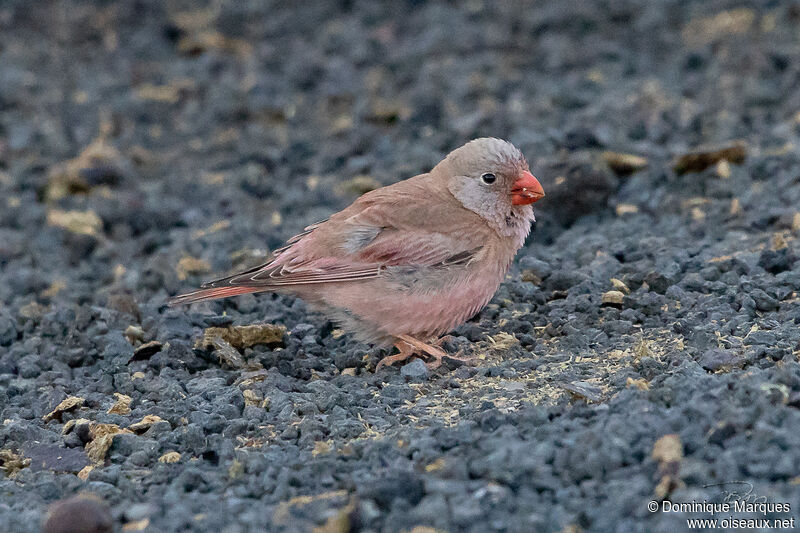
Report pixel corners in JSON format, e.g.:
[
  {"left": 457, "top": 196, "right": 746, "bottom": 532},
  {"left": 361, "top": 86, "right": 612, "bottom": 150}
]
[
  {"left": 134, "top": 79, "right": 195, "bottom": 104},
  {"left": 158, "top": 452, "right": 181, "bottom": 464},
  {"left": 273, "top": 490, "right": 350, "bottom": 526},
  {"left": 107, "top": 393, "right": 132, "bottom": 415},
  {"left": 108, "top": 295, "right": 141, "bottom": 321},
  {"left": 124, "top": 325, "right": 146, "bottom": 344},
  {"left": 131, "top": 340, "right": 163, "bottom": 361},
  {"left": 85, "top": 423, "right": 132, "bottom": 464},
  {"left": 715, "top": 159, "right": 731, "bottom": 178},
  {"left": 196, "top": 324, "right": 286, "bottom": 351},
  {"left": 176, "top": 256, "right": 211, "bottom": 280},
  {"left": 601, "top": 151, "right": 648, "bottom": 176},
  {"left": 129, "top": 415, "right": 165, "bottom": 434},
  {"left": 122, "top": 518, "right": 151, "bottom": 532},
  {"left": 192, "top": 220, "right": 231, "bottom": 239},
  {"left": 42, "top": 279, "right": 67, "bottom": 299},
  {"left": 0, "top": 449, "right": 30, "bottom": 477},
  {"left": 311, "top": 499, "right": 355, "bottom": 533},
  {"left": 672, "top": 141, "right": 746, "bottom": 175},
  {"left": 18, "top": 301, "right": 47, "bottom": 321},
  {"left": 772, "top": 232, "right": 788, "bottom": 251},
  {"left": 45, "top": 136, "right": 131, "bottom": 201},
  {"left": 228, "top": 459, "right": 244, "bottom": 479},
  {"left": 682, "top": 8, "right": 755, "bottom": 47},
  {"left": 652, "top": 434, "right": 684, "bottom": 499},
  {"left": 366, "top": 98, "right": 411, "bottom": 125},
  {"left": 242, "top": 389, "right": 264, "bottom": 408},
  {"left": 207, "top": 336, "right": 246, "bottom": 369},
  {"left": 760, "top": 383, "right": 789, "bottom": 405},
  {"left": 312, "top": 440, "right": 333, "bottom": 457},
  {"left": 177, "top": 31, "right": 252, "bottom": 57},
  {"left": 610, "top": 278, "right": 630, "bottom": 294},
  {"left": 626, "top": 377, "right": 650, "bottom": 390},
  {"left": 78, "top": 465, "right": 93, "bottom": 481},
  {"left": 601, "top": 290, "right": 625, "bottom": 307},
  {"left": 62, "top": 418, "right": 92, "bottom": 436},
  {"left": 46, "top": 210, "right": 103, "bottom": 237},
  {"left": 234, "top": 369, "right": 271, "bottom": 387},
  {"left": 615, "top": 204, "right": 639, "bottom": 216},
  {"left": 43, "top": 396, "right": 85, "bottom": 422}
]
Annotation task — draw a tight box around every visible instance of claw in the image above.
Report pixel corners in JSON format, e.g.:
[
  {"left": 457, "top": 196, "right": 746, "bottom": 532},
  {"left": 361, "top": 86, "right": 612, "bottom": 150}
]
[
  {"left": 375, "top": 335, "right": 476, "bottom": 371},
  {"left": 375, "top": 337, "right": 420, "bottom": 370},
  {"left": 375, "top": 349, "right": 417, "bottom": 371}
]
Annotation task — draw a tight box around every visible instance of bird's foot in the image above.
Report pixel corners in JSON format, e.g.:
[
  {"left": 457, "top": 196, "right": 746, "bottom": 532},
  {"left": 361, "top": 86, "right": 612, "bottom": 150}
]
[
  {"left": 439, "top": 349, "right": 478, "bottom": 365},
  {"left": 376, "top": 335, "right": 478, "bottom": 371},
  {"left": 395, "top": 335, "right": 447, "bottom": 369},
  {"left": 397, "top": 334, "right": 477, "bottom": 369},
  {"left": 375, "top": 340, "right": 420, "bottom": 371},
  {"left": 429, "top": 335, "right": 478, "bottom": 366}
]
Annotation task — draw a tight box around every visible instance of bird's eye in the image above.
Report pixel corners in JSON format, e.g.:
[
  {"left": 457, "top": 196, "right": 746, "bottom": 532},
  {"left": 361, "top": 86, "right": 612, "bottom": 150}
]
[{"left": 481, "top": 173, "right": 496, "bottom": 184}]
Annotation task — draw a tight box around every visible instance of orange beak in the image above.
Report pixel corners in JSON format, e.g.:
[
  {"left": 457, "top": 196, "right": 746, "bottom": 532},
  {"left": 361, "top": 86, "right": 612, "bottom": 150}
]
[{"left": 511, "top": 170, "right": 545, "bottom": 205}]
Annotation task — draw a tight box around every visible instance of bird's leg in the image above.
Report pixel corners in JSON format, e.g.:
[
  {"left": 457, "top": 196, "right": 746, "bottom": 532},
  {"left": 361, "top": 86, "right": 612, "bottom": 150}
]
[
  {"left": 397, "top": 334, "right": 482, "bottom": 369},
  {"left": 375, "top": 340, "right": 420, "bottom": 371},
  {"left": 376, "top": 335, "right": 478, "bottom": 371},
  {"left": 394, "top": 335, "right": 448, "bottom": 369}
]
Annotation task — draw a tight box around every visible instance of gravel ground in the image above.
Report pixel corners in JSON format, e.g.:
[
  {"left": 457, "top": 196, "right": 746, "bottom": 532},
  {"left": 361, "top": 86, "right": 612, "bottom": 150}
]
[{"left": 2, "top": 1, "right": 800, "bottom": 532}]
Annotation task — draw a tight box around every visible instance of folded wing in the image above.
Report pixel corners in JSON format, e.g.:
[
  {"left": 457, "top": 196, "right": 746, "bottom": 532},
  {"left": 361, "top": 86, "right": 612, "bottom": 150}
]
[{"left": 169, "top": 176, "right": 486, "bottom": 305}]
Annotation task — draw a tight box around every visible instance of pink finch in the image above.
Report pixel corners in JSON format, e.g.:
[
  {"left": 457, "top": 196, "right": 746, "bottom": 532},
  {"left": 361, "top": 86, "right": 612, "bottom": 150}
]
[{"left": 170, "top": 138, "right": 545, "bottom": 369}]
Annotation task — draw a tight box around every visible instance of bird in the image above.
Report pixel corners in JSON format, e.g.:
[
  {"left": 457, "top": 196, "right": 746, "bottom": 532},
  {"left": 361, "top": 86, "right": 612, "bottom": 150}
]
[{"left": 169, "top": 138, "right": 544, "bottom": 370}]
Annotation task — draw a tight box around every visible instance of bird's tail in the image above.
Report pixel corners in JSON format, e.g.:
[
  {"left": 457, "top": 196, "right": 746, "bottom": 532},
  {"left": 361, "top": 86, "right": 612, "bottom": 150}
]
[{"left": 167, "top": 285, "right": 265, "bottom": 306}]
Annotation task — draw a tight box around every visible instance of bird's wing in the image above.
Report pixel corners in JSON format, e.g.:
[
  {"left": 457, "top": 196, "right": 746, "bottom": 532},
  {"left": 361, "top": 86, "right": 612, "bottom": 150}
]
[{"left": 169, "top": 176, "right": 488, "bottom": 304}]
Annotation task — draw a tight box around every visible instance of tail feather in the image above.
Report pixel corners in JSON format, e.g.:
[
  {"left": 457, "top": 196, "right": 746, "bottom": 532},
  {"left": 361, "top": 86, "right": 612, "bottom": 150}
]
[{"left": 167, "top": 285, "right": 266, "bottom": 306}]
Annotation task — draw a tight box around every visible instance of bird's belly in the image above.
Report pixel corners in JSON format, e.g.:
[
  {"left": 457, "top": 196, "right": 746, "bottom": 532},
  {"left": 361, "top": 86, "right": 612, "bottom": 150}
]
[{"left": 315, "top": 265, "right": 506, "bottom": 344}]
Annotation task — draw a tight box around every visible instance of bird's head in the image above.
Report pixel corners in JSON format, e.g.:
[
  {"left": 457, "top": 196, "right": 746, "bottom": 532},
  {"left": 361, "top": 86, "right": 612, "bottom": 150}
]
[{"left": 442, "top": 138, "right": 544, "bottom": 231}]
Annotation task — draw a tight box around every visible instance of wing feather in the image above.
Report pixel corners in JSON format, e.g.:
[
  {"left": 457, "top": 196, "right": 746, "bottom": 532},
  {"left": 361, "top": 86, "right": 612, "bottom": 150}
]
[{"left": 170, "top": 175, "right": 490, "bottom": 305}]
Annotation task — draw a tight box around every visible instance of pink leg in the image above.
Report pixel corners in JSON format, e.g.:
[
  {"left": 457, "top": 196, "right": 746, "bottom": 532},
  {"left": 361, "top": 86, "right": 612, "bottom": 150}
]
[
  {"left": 398, "top": 335, "right": 478, "bottom": 368},
  {"left": 375, "top": 340, "right": 420, "bottom": 371},
  {"left": 375, "top": 335, "right": 478, "bottom": 371},
  {"left": 395, "top": 335, "right": 448, "bottom": 369}
]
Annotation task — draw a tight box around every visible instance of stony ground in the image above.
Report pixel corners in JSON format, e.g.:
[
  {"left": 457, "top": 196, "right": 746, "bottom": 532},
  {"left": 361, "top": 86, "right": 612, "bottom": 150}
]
[{"left": 2, "top": 0, "right": 800, "bottom": 532}]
